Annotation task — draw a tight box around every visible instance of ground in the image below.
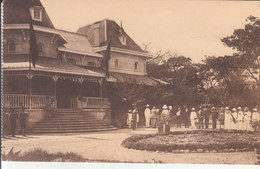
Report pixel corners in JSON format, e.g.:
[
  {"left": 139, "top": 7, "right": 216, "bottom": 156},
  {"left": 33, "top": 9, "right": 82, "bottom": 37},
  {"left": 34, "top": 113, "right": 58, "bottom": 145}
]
[{"left": 1, "top": 128, "right": 257, "bottom": 164}]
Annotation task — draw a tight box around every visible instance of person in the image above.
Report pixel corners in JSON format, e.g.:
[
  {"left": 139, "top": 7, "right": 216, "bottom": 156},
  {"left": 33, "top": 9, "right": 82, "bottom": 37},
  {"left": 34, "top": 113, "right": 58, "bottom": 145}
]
[
  {"left": 243, "top": 107, "right": 252, "bottom": 131},
  {"left": 252, "top": 108, "right": 260, "bottom": 131},
  {"left": 218, "top": 107, "right": 225, "bottom": 129},
  {"left": 3, "top": 110, "right": 10, "bottom": 137},
  {"left": 224, "top": 107, "right": 232, "bottom": 130},
  {"left": 151, "top": 106, "right": 157, "bottom": 128},
  {"left": 162, "top": 105, "right": 169, "bottom": 125},
  {"left": 184, "top": 106, "right": 190, "bottom": 128},
  {"left": 132, "top": 106, "right": 139, "bottom": 129},
  {"left": 168, "top": 106, "right": 173, "bottom": 116},
  {"left": 211, "top": 107, "right": 219, "bottom": 129},
  {"left": 237, "top": 107, "right": 244, "bottom": 130},
  {"left": 197, "top": 106, "right": 204, "bottom": 129},
  {"left": 9, "top": 106, "right": 18, "bottom": 137},
  {"left": 155, "top": 108, "right": 160, "bottom": 127},
  {"left": 231, "top": 108, "right": 238, "bottom": 130},
  {"left": 203, "top": 107, "right": 210, "bottom": 129},
  {"left": 127, "top": 110, "right": 132, "bottom": 128},
  {"left": 190, "top": 108, "right": 197, "bottom": 128},
  {"left": 176, "top": 107, "right": 182, "bottom": 128},
  {"left": 19, "top": 105, "right": 28, "bottom": 136},
  {"left": 144, "top": 104, "right": 151, "bottom": 128}
]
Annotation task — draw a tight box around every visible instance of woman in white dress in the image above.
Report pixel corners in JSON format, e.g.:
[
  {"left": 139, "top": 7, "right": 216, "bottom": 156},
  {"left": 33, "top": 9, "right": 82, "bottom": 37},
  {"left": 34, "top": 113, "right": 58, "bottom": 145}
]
[
  {"left": 231, "top": 108, "right": 238, "bottom": 130},
  {"left": 237, "top": 107, "right": 244, "bottom": 130},
  {"left": 190, "top": 108, "right": 197, "bottom": 128},
  {"left": 243, "top": 107, "right": 252, "bottom": 131}
]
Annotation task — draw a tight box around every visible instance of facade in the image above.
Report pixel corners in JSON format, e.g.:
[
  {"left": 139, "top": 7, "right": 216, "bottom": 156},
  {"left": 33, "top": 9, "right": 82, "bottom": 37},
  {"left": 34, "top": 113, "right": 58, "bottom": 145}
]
[{"left": 2, "top": 0, "right": 159, "bottom": 128}]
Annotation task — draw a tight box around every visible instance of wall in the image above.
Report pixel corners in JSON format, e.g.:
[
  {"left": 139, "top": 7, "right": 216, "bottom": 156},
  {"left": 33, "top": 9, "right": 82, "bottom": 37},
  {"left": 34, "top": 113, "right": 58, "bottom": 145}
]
[
  {"left": 64, "top": 52, "right": 99, "bottom": 67},
  {"left": 3, "top": 29, "right": 60, "bottom": 59},
  {"left": 109, "top": 52, "right": 146, "bottom": 75},
  {"left": 26, "top": 109, "right": 46, "bottom": 128}
]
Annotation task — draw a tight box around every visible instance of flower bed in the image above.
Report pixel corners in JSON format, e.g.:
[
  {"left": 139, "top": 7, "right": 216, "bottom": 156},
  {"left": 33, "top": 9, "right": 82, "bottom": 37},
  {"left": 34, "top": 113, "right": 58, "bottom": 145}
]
[{"left": 121, "top": 130, "right": 260, "bottom": 153}]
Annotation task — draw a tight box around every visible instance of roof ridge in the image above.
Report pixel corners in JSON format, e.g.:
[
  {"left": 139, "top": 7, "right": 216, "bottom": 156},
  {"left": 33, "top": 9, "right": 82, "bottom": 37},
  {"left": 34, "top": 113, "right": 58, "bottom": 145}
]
[{"left": 77, "top": 18, "right": 117, "bottom": 31}]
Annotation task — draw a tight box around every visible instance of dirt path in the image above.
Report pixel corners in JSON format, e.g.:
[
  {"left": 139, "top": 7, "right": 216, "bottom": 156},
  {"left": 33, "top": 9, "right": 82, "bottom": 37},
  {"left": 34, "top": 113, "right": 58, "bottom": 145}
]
[{"left": 1, "top": 128, "right": 256, "bottom": 164}]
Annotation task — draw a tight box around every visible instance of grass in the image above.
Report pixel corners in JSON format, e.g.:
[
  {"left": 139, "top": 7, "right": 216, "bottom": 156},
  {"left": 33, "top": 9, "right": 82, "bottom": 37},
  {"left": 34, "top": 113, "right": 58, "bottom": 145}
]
[{"left": 122, "top": 130, "right": 260, "bottom": 152}]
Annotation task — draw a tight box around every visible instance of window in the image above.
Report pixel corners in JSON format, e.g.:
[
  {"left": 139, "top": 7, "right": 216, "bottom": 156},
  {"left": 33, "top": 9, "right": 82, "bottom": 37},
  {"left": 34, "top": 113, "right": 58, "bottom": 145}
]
[
  {"left": 38, "top": 43, "right": 44, "bottom": 55},
  {"left": 8, "top": 41, "right": 16, "bottom": 53},
  {"left": 30, "top": 6, "right": 42, "bottom": 21},
  {"left": 115, "top": 59, "right": 119, "bottom": 68},
  {"left": 119, "top": 36, "right": 127, "bottom": 45},
  {"left": 87, "top": 62, "right": 96, "bottom": 67},
  {"left": 134, "top": 62, "right": 139, "bottom": 70}
]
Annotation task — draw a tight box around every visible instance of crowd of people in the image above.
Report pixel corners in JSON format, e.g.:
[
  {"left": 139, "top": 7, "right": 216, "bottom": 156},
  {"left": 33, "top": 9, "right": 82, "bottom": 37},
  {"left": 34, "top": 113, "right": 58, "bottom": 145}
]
[{"left": 127, "top": 104, "right": 260, "bottom": 132}]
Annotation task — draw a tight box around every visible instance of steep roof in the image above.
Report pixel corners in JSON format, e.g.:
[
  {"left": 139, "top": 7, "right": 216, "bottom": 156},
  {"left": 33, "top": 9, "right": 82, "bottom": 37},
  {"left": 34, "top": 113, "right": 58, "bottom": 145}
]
[
  {"left": 4, "top": 0, "right": 54, "bottom": 28},
  {"left": 77, "top": 19, "right": 144, "bottom": 52},
  {"left": 57, "top": 30, "right": 102, "bottom": 57}
]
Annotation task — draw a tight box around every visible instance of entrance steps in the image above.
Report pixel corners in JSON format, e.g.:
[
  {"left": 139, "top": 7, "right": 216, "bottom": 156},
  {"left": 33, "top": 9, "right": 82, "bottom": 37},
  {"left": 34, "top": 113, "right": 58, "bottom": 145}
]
[{"left": 29, "top": 109, "right": 116, "bottom": 134}]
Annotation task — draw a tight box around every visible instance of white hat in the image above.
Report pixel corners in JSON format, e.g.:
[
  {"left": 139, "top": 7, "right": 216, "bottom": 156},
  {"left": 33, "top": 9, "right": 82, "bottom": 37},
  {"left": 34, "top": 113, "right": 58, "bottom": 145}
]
[
  {"left": 212, "top": 107, "right": 216, "bottom": 109},
  {"left": 237, "top": 107, "right": 242, "bottom": 110},
  {"left": 169, "top": 106, "right": 173, "bottom": 109},
  {"left": 225, "top": 107, "right": 229, "bottom": 110},
  {"left": 146, "top": 104, "right": 150, "bottom": 108},
  {"left": 191, "top": 108, "right": 195, "bottom": 111},
  {"left": 162, "top": 105, "right": 168, "bottom": 109},
  {"left": 129, "top": 110, "right": 132, "bottom": 113},
  {"left": 253, "top": 108, "right": 257, "bottom": 111},
  {"left": 232, "top": 108, "right": 236, "bottom": 111}
]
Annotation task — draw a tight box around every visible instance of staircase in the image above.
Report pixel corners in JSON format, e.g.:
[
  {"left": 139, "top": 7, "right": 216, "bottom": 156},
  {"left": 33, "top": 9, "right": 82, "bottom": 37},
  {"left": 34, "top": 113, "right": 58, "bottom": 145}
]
[{"left": 29, "top": 109, "right": 116, "bottom": 134}]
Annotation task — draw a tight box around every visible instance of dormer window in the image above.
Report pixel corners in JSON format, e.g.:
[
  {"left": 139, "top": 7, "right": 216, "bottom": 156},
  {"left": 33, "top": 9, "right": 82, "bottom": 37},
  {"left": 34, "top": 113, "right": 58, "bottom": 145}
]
[
  {"left": 30, "top": 6, "right": 43, "bottom": 22},
  {"left": 119, "top": 36, "right": 127, "bottom": 45}
]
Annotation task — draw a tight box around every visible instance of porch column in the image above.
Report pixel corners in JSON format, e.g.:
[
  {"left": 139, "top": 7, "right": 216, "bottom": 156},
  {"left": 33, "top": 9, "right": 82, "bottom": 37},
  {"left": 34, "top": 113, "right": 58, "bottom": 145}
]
[
  {"left": 99, "top": 78, "right": 103, "bottom": 108},
  {"left": 52, "top": 74, "right": 59, "bottom": 109},
  {"left": 26, "top": 72, "right": 34, "bottom": 109}
]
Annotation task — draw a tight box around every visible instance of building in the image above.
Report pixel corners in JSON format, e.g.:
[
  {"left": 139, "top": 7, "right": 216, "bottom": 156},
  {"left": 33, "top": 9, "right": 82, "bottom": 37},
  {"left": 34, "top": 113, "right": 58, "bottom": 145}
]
[{"left": 2, "top": 0, "right": 159, "bottom": 132}]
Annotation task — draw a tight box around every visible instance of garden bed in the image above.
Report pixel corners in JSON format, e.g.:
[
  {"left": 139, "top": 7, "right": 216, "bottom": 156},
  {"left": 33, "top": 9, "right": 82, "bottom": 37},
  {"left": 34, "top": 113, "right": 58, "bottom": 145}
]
[{"left": 121, "top": 130, "right": 260, "bottom": 153}]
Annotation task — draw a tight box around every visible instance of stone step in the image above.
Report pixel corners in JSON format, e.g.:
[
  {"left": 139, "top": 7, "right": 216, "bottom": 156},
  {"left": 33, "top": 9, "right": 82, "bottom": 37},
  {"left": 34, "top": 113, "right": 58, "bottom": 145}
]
[
  {"left": 34, "top": 123, "right": 109, "bottom": 128},
  {"left": 29, "top": 127, "right": 117, "bottom": 134},
  {"left": 30, "top": 125, "right": 111, "bottom": 130}
]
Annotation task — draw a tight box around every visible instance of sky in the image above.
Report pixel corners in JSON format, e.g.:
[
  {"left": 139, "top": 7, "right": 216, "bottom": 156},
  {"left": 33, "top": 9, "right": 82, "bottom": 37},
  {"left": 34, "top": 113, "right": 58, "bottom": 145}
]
[{"left": 41, "top": 0, "right": 260, "bottom": 63}]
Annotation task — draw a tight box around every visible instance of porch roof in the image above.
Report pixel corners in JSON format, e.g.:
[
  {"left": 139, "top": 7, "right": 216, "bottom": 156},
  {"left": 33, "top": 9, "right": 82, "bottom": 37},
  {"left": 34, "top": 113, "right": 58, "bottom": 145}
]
[
  {"left": 107, "top": 72, "right": 161, "bottom": 86},
  {"left": 2, "top": 57, "right": 105, "bottom": 78}
]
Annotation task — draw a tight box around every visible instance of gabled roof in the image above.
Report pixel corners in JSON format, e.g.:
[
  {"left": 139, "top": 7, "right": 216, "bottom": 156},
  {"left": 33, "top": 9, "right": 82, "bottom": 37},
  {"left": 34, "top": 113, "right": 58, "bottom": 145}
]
[
  {"left": 77, "top": 19, "right": 144, "bottom": 52},
  {"left": 4, "top": 0, "right": 54, "bottom": 28}
]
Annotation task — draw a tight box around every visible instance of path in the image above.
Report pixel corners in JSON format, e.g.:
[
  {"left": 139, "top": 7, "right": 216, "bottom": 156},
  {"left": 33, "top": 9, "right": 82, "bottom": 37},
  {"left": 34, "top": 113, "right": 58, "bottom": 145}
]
[{"left": 1, "top": 128, "right": 256, "bottom": 164}]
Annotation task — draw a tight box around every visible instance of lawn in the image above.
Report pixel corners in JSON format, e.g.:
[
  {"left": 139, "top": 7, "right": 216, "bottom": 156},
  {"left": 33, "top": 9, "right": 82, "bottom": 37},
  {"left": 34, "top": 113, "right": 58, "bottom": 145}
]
[{"left": 122, "top": 130, "right": 260, "bottom": 152}]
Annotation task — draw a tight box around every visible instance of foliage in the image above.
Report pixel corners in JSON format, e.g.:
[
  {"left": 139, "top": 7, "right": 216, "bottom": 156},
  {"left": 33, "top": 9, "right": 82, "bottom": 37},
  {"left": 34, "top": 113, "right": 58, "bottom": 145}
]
[
  {"left": 122, "top": 130, "right": 260, "bottom": 152},
  {"left": 2, "top": 148, "right": 85, "bottom": 162}
]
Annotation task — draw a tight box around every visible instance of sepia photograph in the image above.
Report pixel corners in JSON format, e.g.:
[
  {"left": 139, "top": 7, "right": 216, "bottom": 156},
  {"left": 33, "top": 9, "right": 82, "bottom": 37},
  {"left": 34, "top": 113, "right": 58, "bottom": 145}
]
[{"left": 1, "top": 0, "right": 260, "bottom": 168}]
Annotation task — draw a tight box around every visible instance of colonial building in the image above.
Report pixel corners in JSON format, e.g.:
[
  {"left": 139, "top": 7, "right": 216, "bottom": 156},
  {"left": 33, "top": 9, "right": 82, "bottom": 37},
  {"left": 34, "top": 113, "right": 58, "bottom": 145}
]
[{"left": 2, "top": 0, "right": 159, "bottom": 132}]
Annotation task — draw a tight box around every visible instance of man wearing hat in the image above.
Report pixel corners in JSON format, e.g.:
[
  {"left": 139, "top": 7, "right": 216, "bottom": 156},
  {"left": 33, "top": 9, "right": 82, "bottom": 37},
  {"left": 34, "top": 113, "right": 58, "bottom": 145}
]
[
  {"left": 243, "top": 107, "right": 252, "bottom": 131},
  {"left": 132, "top": 105, "right": 139, "bottom": 130},
  {"left": 237, "top": 107, "right": 244, "bottom": 130},
  {"left": 190, "top": 108, "right": 197, "bottom": 128},
  {"left": 127, "top": 110, "right": 132, "bottom": 128},
  {"left": 224, "top": 107, "right": 232, "bottom": 130},
  {"left": 231, "top": 108, "right": 238, "bottom": 130},
  {"left": 211, "top": 107, "right": 218, "bottom": 129},
  {"left": 144, "top": 104, "right": 151, "bottom": 128},
  {"left": 203, "top": 107, "right": 210, "bottom": 129},
  {"left": 252, "top": 108, "right": 260, "bottom": 131}
]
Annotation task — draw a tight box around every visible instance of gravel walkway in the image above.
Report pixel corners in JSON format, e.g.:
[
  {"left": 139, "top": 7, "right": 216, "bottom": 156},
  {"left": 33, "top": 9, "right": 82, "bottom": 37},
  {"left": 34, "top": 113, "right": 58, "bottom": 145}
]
[{"left": 1, "top": 128, "right": 256, "bottom": 164}]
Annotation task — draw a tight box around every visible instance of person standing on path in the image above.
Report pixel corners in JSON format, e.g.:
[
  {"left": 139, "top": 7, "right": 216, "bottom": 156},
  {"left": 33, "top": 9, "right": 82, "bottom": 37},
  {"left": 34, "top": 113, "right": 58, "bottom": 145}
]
[
  {"left": 237, "top": 107, "right": 244, "bottom": 130},
  {"left": 9, "top": 106, "right": 18, "bottom": 137},
  {"left": 176, "top": 107, "right": 182, "bottom": 128},
  {"left": 231, "top": 108, "right": 238, "bottom": 130},
  {"left": 243, "top": 107, "right": 252, "bottom": 131},
  {"left": 203, "top": 107, "right": 210, "bottom": 129},
  {"left": 252, "top": 108, "right": 260, "bottom": 131},
  {"left": 19, "top": 105, "right": 28, "bottom": 136},
  {"left": 151, "top": 106, "right": 157, "bottom": 128},
  {"left": 127, "top": 110, "right": 132, "bottom": 128},
  {"left": 184, "top": 106, "right": 190, "bottom": 128},
  {"left": 197, "top": 106, "right": 204, "bottom": 129},
  {"left": 224, "top": 107, "right": 232, "bottom": 130},
  {"left": 190, "top": 108, "right": 197, "bottom": 128},
  {"left": 144, "top": 104, "right": 151, "bottom": 128},
  {"left": 211, "top": 107, "right": 219, "bottom": 129},
  {"left": 132, "top": 105, "right": 139, "bottom": 129}
]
